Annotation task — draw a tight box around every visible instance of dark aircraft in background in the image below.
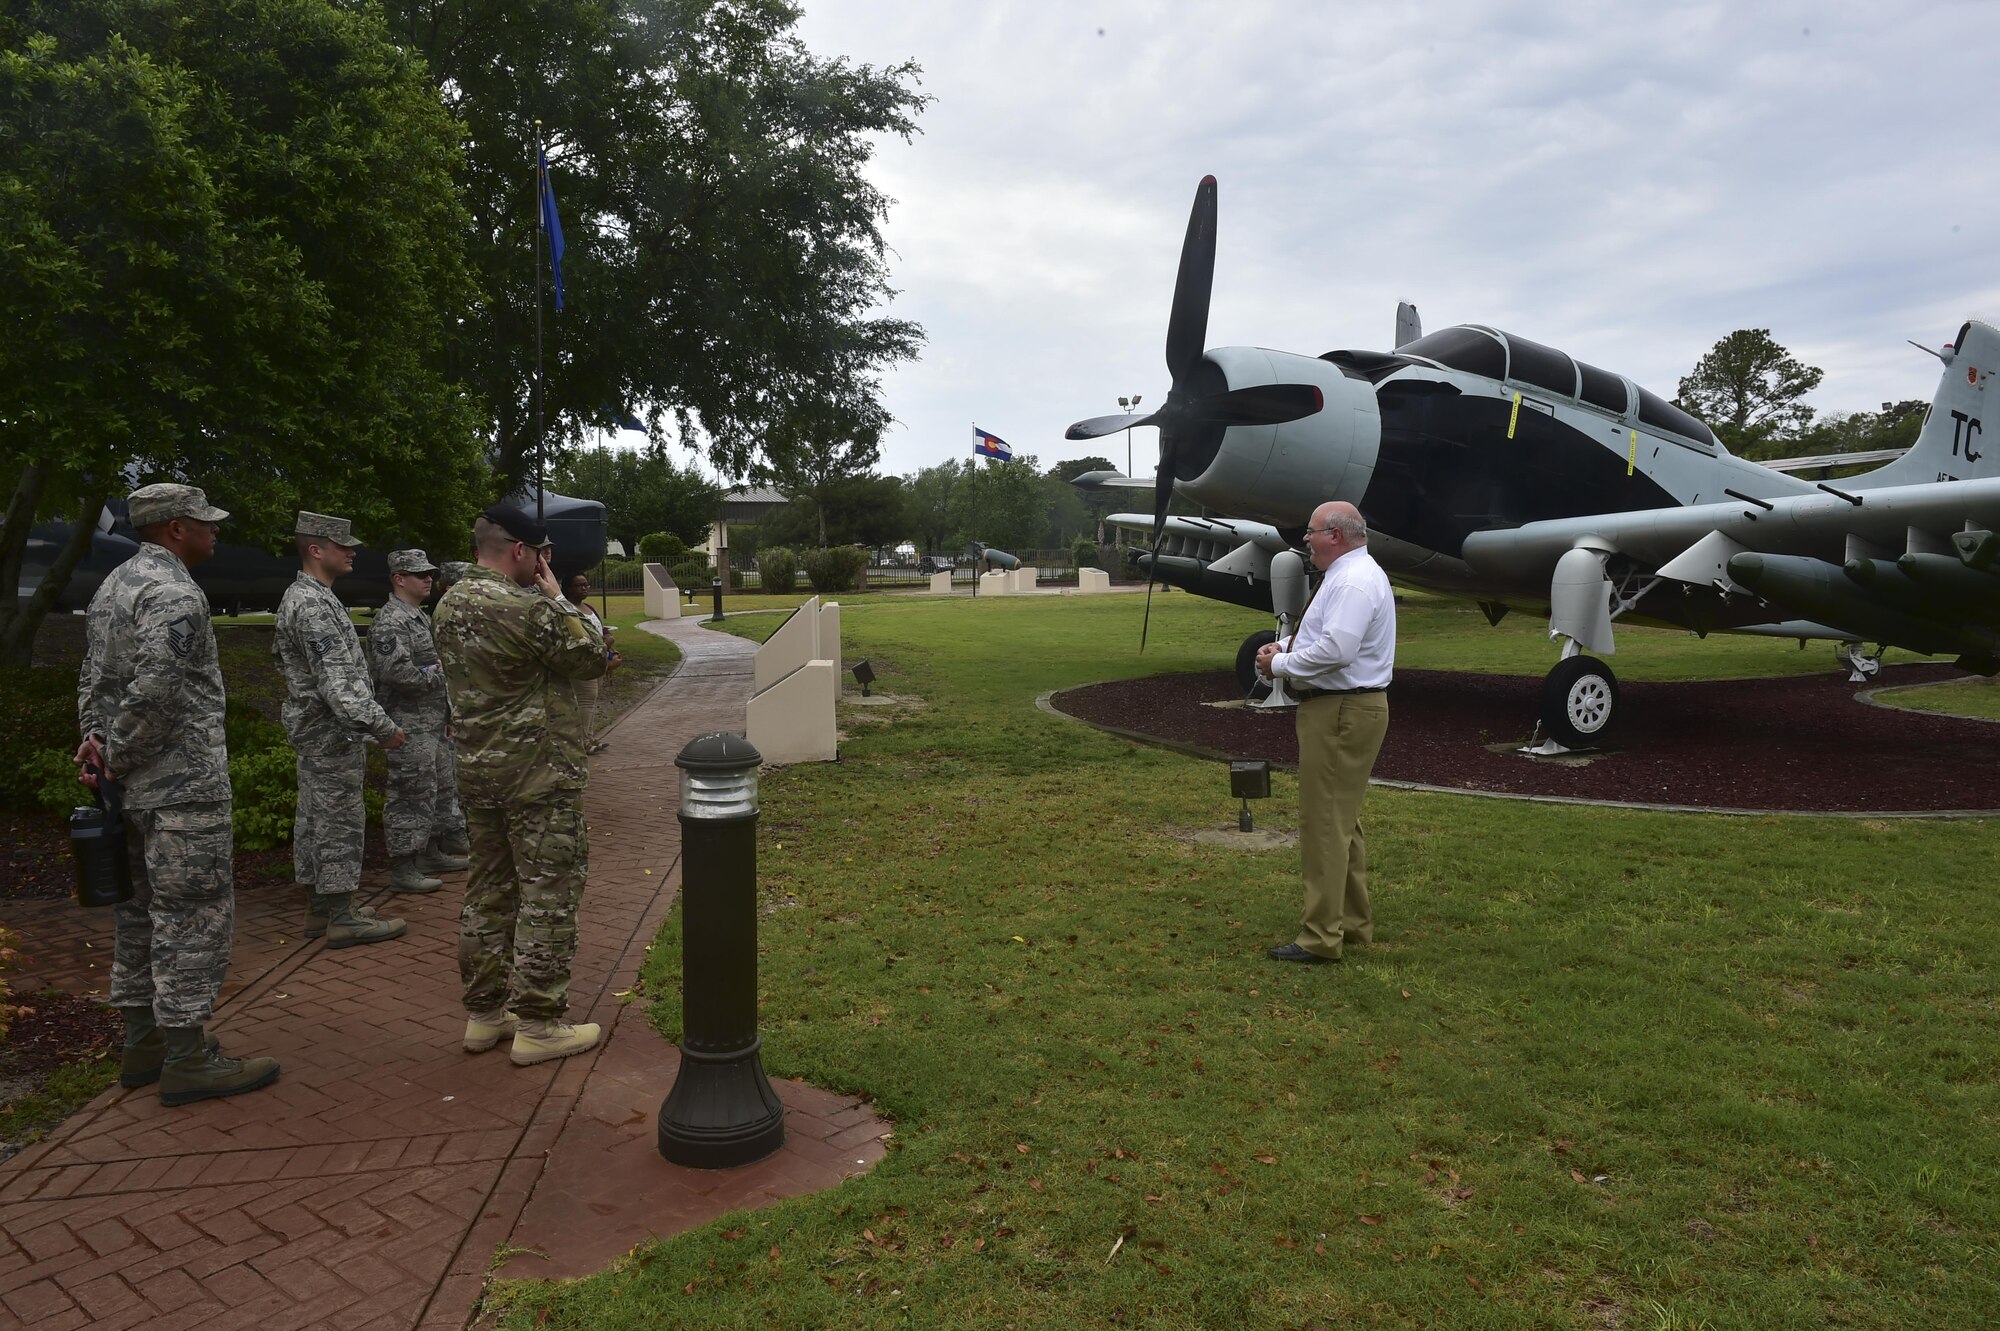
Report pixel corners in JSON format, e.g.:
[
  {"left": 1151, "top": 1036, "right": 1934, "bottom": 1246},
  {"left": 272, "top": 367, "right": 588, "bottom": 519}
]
[
  {"left": 16, "top": 484, "right": 607, "bottom": 615},
  {"left": 1066, "top": 176, "right": 2000, "bottom": 747}
]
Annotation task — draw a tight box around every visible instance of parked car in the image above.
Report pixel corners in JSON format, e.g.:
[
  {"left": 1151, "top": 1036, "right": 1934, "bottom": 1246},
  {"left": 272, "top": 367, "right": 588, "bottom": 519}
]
[{"left": 918, "top": 554, "right": 956, "bottom": 575}]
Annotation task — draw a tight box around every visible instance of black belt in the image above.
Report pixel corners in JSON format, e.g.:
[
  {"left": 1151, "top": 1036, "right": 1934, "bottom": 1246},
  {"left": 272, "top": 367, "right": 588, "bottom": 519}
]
[{"left": 1291, "top": 684, "right": 1387, "bottom": 702}]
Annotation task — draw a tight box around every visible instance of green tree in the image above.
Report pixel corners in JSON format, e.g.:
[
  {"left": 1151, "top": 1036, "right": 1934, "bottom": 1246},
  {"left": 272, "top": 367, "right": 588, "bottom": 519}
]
[
  {"left": 378, "top": 0, "right": 928, "bottom": 485},
  {"left": 950, "top": 456, "right": 1047, "bottom": 553},
  {"left": 555, "top": 443, "right": 719, "bottom": 554},
  {"left": 1677, "top": 329, "right": 1824, "bottom": 456},
  {"left": 1792, "top": 399, "right": 1928, "bottom": 457},
  {"left": 753, "top": 399, "right": 883, "bottom": 547},
  {"left": 904, "top": 461, "right": 965, "bottom": 554},
  {"left": 0, "top": 0, "right": 483, "bottom": 665}
]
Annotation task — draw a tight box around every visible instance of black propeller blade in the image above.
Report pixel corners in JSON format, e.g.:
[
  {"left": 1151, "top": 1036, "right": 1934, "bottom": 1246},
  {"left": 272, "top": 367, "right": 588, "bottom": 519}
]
[{"left": 1188, "top": 383, "right": 1324, "bottom": 427}]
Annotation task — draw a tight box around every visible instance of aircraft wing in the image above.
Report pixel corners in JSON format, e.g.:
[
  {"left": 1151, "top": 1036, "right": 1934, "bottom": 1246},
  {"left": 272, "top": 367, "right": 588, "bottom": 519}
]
[
  {"left": 1759, "top": 447, "right": 1907, "bottom": 474},
  {"left": 1459, "top": 477, "right": 2000, "bottom": 576},
  {"left": 1068, "top": 470, "right": 1157, "bottom": 492},
  {"left": 1461, "top": 476, "right": 2000, "bottom": 661}
]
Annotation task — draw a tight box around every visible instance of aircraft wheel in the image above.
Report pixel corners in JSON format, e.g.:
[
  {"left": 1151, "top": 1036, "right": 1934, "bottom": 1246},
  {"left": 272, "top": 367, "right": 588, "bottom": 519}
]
[
  {"left": 1540, "top": 655, "right": 1618, "bottom": 748},
  {"left": 1236, "top": 629, "right": 1277, "bottom": 695}
]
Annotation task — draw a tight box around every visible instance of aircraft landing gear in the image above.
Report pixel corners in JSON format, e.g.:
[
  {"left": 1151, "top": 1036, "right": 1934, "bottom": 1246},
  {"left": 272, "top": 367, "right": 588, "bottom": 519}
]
[
  {"left": 1835, "top": 641, "right": 1884, "bottom": 683},
  {"left": 1537, "top": 654, "right": 1619, "bottom": 749},
  {"left": 1236, "top": 629, "right": 1277, "bottom": 697}
]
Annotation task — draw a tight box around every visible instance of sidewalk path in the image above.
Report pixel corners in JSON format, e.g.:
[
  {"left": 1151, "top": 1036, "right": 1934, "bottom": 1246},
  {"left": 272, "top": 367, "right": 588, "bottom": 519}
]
[{"left": 0, "top": 617, "right": 888, "bottom": 1330}]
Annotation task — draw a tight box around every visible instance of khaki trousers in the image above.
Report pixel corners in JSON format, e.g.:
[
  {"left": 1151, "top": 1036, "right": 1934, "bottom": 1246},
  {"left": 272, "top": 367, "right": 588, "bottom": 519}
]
[{"left": 1293, "top": 692, "right": 1389, "bottom": 958}]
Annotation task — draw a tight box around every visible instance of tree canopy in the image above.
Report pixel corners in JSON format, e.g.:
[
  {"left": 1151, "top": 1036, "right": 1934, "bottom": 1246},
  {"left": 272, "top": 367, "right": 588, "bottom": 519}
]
[
  {"left": 554, "top": 443, "right": 719, "bottom": 553},
  {"left": 1677, "top": 329, "right": 1824, "bottom": 456},
  {"left": 0, "top": 0, "right": 484, "bottom": 663},
  {"left": 378, "top": 0, "right": 928, "bottom": 485}
]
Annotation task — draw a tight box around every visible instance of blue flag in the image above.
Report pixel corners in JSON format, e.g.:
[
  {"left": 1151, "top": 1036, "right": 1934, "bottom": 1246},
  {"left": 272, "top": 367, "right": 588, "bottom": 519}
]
[
  {"left": 538, "top": 146, "right": 566, "bottom": 312},
  {"left": 973, "top": 427, "right": 1012, "bottom": 461}
]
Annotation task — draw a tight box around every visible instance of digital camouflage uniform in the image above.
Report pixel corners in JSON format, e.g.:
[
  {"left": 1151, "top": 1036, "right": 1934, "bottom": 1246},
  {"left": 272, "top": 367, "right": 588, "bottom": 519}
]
[
  {"left": 275, "top": 570, "right": 399, "bottom": 894},
  {"left": 434, "top": 566, "right": 607, "bottom": 1021},
  {"left": 78, "top": 543, "right": 235, "bottom": 1028},
  {"left": 368, "top": 587, "right": 465, "bottom": 856}
]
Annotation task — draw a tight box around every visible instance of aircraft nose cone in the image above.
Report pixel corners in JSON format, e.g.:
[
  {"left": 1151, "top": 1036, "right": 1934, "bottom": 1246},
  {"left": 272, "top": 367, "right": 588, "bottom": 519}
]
[{"left": 1726, "top": 552, "right": 1765, "bottom": 587}]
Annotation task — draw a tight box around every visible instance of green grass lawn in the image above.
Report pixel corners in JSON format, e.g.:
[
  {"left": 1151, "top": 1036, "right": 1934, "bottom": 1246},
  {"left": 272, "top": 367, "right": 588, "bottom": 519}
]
[
  {"left": 1874, "top": 676, "right": 2000, "bottom": 721},
  {"left": 479, "top": 592, "right": 1996, "bottom": 1330}
]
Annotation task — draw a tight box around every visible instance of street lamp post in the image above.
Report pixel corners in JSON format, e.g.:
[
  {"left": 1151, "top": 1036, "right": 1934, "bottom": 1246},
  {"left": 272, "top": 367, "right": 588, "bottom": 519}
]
[{"left": 1119, "top": 394, "right": 1143, "bottom": 477}]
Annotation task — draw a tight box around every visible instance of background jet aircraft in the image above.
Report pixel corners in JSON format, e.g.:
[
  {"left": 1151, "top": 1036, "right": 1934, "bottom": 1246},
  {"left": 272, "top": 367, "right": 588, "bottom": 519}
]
[
  {"left": 17, "top": 484, "right": 607, "bottom": 616},
  {"left": 1068, "top": 176, "right": 2000, "bottom": 747}
]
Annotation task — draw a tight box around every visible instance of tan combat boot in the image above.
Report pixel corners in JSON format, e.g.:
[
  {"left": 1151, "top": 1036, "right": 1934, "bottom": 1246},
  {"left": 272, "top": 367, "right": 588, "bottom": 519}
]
[
  {"left": 510, "top": 1018, "right": 602, "bottom": 1066},
  {"left": 388, "top": 854, "right": 443, "bottom": 893},
  {"left": 159, "top": 1026, "right": 280, "bottom": 1106},
  {"left": 323, "top": 894, "right": 408, "bottom": 948},
  {"left": 463, "top": 1008, "right": 522, "bottom": 1053}
]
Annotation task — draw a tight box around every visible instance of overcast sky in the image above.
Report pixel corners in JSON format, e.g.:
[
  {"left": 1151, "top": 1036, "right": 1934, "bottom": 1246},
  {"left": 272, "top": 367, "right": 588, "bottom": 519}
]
[{"left": 703, "top": 1, "right": 1999, "bottom": 481}]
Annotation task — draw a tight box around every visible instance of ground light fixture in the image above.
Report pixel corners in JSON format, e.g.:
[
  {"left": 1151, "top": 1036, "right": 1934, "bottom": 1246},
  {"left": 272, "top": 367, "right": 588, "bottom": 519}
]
[
  {"left": 1230, "top": 759, "right": 1271, "bottom": 832},
  {"left": 658, "top": 732, "right": 785, "bottom": 1169},
  {"left": 851, "top": 658, "right": 875, "bottom": 696}
]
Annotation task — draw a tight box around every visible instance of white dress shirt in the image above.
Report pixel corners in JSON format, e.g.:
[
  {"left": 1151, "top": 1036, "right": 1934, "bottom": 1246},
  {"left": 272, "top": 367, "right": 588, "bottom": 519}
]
[{"left": 1270, "top": 545, "right": 1396, "bottom": 691}]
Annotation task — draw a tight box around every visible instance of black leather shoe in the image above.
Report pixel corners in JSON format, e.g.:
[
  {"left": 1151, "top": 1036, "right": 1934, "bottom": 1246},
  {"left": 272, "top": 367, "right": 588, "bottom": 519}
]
[{"left": 1266, "top": 942, "right": 1338, "bottom": 964}]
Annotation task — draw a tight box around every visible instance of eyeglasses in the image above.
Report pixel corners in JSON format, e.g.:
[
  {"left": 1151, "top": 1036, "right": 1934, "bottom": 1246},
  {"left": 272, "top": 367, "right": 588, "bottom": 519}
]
[{"left": 1303, "top": 526, "right": 1336, "bottom": 537}]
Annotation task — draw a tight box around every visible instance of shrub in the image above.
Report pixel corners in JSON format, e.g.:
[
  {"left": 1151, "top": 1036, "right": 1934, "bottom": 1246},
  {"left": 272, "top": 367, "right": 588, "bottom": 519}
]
[
  {"left": 1071, "top": 536, "right": 1100, "bottom": 571},
  {"left": 801, "top": 545, "right": 868, "bottom": 594},
  {"left": 638, "top": 531, "right": 691, "bottom": 563},
  {"left": 0, "top": 667, "right": 79, "bottom": 811},
  {"left": 229, "top": 739, "right": 298, "bottom": 851},
  {"left": 758, "top": 546, "right": 799, "bottom": 595}
]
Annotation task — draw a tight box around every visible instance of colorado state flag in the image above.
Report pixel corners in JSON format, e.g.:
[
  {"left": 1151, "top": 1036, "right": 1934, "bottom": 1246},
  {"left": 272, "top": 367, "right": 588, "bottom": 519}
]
[{"left": 973, "top": 428, "right": 1012, "bottom": 461}]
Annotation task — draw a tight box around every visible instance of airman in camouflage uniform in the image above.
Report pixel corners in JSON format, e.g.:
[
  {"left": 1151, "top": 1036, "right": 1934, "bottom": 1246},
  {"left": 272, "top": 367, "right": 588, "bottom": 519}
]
[
  {"left": 369, "top": 549, "right": 468, "bottom": 890},
  {"left": 274, "top": 511, "right": 409, "bottom": 946},
  {"left": 75, "top": 483, "right": 280, "bottom": 1105},
  {"left": 434, "top": 506, "right": 607, "bottom": 1064}
]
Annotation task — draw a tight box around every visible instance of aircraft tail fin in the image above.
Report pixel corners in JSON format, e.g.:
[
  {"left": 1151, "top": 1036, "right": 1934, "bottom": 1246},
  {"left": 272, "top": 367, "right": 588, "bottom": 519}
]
[
  {"left": 1395, "top": 301, "right": 1422, "bottom": 349},
  {"left": 1849, "top": 319, "right": 1999, "bottom": 488}
]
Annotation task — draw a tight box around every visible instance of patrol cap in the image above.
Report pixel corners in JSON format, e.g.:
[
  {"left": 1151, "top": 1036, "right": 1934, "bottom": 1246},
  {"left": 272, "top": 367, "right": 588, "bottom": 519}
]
[
  {"left": 127, "top": 483, "right": 229, "bottom": 527},
  {"left": 438, "top": 560, "right": 473, "bottom": 584},
  {"left": 480, "top": 503, "right": 554, "bottom": 549},
  {"left": 295, "top": 511, "right": 363, "bottom": 548},
  {"left": 387, "top": 549, "right": 438, "bottom": 575}
]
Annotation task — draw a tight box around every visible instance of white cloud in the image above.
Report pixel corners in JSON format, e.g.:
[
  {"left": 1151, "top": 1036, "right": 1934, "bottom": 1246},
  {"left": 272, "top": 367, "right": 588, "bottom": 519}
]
[{"left": 792, "top": 0, "right": 2000, "bottom": 475}]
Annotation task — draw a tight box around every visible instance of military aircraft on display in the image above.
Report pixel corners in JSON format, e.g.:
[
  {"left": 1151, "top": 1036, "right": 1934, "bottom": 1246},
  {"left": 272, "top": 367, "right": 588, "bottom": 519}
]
[
  {"left": 17, "top": 484, "right": 607, "bottom": 615},
  {"left": 1066, "top": 176, "right": 2000, "bottom": 747}
]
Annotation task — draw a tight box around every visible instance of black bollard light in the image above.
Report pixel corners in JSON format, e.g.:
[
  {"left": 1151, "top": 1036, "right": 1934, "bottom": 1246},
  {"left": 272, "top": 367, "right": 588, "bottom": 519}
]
[
  {"left": 658, "top": 732, "right": 785, "bottom": 1169},
  {"left": 709, "top": 575, "right": 724, "bottom": 623}
]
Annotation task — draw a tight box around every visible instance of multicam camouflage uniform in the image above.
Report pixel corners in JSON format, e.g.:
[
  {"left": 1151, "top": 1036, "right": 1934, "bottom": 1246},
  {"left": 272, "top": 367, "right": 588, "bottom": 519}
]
[
  {"left": 275, "top": 571, "right": 399, "bottom": 894},
  {"left": 78, "top": 544, "right": 235, "bottom": 1028},
  {"left": 368, "top": 591, "right": 465, "bottom": 856},
  {"left": 433, "top": 566, "right": 607, "bottom": 1021}
]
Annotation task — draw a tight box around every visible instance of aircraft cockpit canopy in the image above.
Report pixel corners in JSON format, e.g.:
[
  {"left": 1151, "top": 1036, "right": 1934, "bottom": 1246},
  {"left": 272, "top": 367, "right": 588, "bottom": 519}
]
[{"left": 1395, "top": 325, "right": 1718, "bottom": 448}]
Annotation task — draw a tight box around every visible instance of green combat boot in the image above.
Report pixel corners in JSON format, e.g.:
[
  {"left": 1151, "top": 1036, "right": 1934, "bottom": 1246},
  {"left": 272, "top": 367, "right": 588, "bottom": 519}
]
[
  {"left": 117, "top": 1008, "right": 216, "bottom": 1088},
  {"left": 303, "top": 892, "right": 380, "bottom": 940},
  {"left": 415, "top": 836, "right": 469, "bottom": 875},
  {"left": 158, "top": 1026, "right": 280, "bottom": 1106},
  {"left": 388, "top": 854, "right": 443, "bottom": 893},
  {"left": 323, "top": 894, "right": 407, "bottom": 948}
]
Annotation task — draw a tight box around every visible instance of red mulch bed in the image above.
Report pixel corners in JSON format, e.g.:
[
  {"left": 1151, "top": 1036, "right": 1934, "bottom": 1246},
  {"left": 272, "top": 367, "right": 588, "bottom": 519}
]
[
  {"left": 1052, "top": 663, "right": 1998, "bottom": 813},
  {"left": 2, "top": 991, "right": 120, "bottom": 1081}
]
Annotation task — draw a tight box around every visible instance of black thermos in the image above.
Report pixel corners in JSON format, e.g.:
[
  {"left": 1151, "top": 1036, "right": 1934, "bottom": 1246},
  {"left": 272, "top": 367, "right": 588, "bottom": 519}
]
[{"left": 70, "top": 769, "right": 133, "bottom": 908}]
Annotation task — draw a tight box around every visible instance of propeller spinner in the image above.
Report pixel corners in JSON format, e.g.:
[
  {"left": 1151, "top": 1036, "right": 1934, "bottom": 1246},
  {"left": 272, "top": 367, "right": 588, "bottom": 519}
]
[{"left": 1065, "top": 176, "right": 1324, "bottom": 644}]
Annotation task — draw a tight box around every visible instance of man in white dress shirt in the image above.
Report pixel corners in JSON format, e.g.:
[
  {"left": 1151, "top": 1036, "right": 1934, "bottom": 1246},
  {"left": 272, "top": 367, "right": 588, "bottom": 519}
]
[{"left": 1255, "top": 500, "right": 1396, "bottom": 964}]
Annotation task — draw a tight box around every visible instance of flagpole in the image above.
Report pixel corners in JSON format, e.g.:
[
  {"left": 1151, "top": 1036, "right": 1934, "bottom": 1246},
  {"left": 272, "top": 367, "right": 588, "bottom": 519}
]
[{"left": 533, "top": 121, "right": 547, "bottom": 522}]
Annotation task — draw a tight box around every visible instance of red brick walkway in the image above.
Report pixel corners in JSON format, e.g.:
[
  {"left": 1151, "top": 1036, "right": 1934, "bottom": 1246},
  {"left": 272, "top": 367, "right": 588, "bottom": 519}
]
[{"left": 0, "top": 618, "right": 889, "bottom": 1329}]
